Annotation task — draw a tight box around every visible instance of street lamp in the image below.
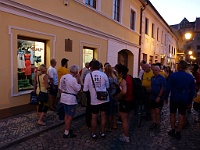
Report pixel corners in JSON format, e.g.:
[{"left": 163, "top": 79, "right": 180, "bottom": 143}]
[
  {"left": 188, "top": 51, "right": 193, "bottom": 55},
  {"left": 185, "top": 32, "right": 192, "bottom": 40}
]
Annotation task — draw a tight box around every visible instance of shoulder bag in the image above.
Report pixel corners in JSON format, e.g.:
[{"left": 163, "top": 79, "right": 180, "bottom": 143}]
[
  {"left": 30, "top": 91, "right": 38, "bottom": 105},
  {"left": 90, "top": 73, "right": 108, "bottom": 100}
]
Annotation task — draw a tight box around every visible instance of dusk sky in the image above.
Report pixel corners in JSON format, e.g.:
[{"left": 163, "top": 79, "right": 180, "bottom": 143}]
[{"left": 149, "top": 0, "right": 200, "bottom": 25}]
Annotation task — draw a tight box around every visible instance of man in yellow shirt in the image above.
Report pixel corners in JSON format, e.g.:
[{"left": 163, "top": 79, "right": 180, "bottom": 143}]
[
  {"left": 142, "top": 64, "right": 154, "bottom": 91},
  {"left": 57, "top": 58, "right": 70, "bottom": 85},
  {"left": 141, "top": 63, "right": 154, "bottom": 120}
]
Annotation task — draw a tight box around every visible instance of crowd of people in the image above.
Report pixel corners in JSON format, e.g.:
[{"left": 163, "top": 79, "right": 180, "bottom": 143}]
[{"left": 33, "top": 58, "right": 199, "bottom": 142}]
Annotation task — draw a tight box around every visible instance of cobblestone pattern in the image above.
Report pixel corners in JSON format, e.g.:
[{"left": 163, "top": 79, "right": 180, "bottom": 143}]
[
  {"left": 0, "top": 105, "right": 85, "bottom": 149},
  {"left": 4, "top": 105, "right": 200, "bottom": 150}
]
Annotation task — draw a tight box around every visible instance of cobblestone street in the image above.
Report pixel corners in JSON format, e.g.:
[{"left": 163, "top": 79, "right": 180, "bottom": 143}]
[{"left": 2, "top": 105, "right": 200, "bottom": 150}]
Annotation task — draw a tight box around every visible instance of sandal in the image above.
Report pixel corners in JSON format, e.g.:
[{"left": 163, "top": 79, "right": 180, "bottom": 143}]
[
  {"left": 37, "top": 121, "right": 46, "bottom": 126},
  {"left": 112, "top": 126, "right": 118, "bottom": 129}
]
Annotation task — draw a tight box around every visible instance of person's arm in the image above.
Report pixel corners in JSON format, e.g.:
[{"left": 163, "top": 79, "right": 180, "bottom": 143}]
[
  {"left": 33, "top": 73, "right": 37, "bottom": 92},
  {"left": 72, "top": 79, "right": 81, "bottom": 92},
  {"left": 105, "top": 75, "right": 110, "bottom": 90},
  {"left": 83, "top": 74, "right": 89, "bottom": 92},
  {"left": 48, "top": 69, "right": 54, "bottom": 85},
  {"left": 43, "top": 75, "right": 50, "bottom": 89},
  {"left": 189, "top": 78, "right": 196, "bottom": 104},
  {"left": 164, "top": 75, "right": 172, "bottom": 104},
  {"left": 73, "top": 73, "right": 81, "bottom": 92},
  {"left": 59, "top": 76, "right": 63, "bottom": 93},
  {"left": 156, "top": 86, "right": 165, "bottom": 103},
  {"left": 115, "top": 79, "right": 127, "bottom": 99}
]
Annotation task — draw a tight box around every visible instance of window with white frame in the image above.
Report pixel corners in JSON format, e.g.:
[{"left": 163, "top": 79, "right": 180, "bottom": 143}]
[
  {"left": 113, "top": 0, "right": 120, "bottom": 22},
  {"left": 130, "top": 10, "right": 136, "bottom": 30},
  {"left": 145, "top": 18, "right": 149, "bottom": 35},
  {"left": 85, "top": 0, "right": 96, "bottom": 9}
]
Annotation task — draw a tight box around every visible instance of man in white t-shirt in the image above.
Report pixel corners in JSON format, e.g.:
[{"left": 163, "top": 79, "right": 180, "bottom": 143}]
[
  {"left": 48, "top": 59, "right": 58, "bottom": 111},
  {"left": 59, "top": 65, "right": 81, "bottom": 138},
  {"left": 83, "top": 60, "right": 110, "bottom": 139}
]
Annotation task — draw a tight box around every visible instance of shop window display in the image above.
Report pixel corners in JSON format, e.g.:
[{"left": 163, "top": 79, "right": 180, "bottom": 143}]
[{"left": 17, "top": 39, "right": 45, "bottom": 91}]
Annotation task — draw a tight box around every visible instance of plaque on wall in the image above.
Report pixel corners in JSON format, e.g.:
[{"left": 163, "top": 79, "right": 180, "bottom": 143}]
[{"left": 65, "top": 39, "right": 72, "bottom": 52}]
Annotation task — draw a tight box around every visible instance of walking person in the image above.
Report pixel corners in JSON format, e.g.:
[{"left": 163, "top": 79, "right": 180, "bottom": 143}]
[
  {"left": 59, "top": 65, "right": 81, "bottom": 138},
  {"left": 34, "top": 64, "right": 50, "bottom": 126},
  {"left": 83, "top": 60, "right": 110, "bottom": 139},
  {"left": 149, "top": 65, "right": 166, "bottom": 130},
  {"left": 115, "top": 64, "right": 134, "bottom": 143},
  {"left": 165, "top": 60, "right": 195, "bottom": 140},
  {"left": 48, "top": 59, "right": 58, "bottom": 111}
]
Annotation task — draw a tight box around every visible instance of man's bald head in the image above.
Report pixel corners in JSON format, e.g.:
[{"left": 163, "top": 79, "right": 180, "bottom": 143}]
[
  {"left": 142, "top": 63, "right": 151, "bottom": 72},
  {"left": 152, "top": 65, "right": 160, "bottom": 76}
]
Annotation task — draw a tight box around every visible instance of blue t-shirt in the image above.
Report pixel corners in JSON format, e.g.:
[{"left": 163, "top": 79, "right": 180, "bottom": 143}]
[
  {"left": 108, "top": 77, "right": 118, "bottom": 96},
  {"left": 165, "top": 70, "right": 195, "bottom": 104},
  {"left": 151, "top": 74, "right": 166, "bottom": 101}
]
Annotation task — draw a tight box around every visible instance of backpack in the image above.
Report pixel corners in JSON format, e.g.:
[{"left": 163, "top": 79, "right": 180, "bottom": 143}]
[{"left": 129, "top": 75, "right": 147, "bottom": 102}]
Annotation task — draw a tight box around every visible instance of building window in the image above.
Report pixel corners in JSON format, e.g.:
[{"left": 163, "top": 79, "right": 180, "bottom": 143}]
[
  {"left": 145, "top": 18, "right": 149, "bottom": 35},
  {"left": 83, "top": 47, "right": 94, "bottom": 67},
  {"left": 143, "top": 53, "right": 147, "bottom": 62},
  {"left": 130, "top": 10, "right": 135, "bottom": 30},
  {"left": 157, "top": 28, "right": 159, "bottom": 41},
  {"left": 152, "top": 23, "right": 155, "bottom": 38},
  {"left": 113, "top": 0, "right": 120, "bottom": 21},
  {"left": 161, "top": 31, "right": 163, "bottom": 44},
  {"left": 165, "top": 34, "right": 167, "bottom": 45},
  {"left": 197, "top": 45, "right": 200, "bottom": 50},
  {"left": 85, "top": 0, "right": 96, "bottom": 9},
  {"left": 17, "top": 37, "right": 45, "bottom": 91},
  {"left": 169, "top": 45, "right": 170, "bottom": 53}
]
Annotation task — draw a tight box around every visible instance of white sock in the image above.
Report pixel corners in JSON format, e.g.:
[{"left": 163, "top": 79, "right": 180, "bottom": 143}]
[{"left": 64, "top": 130, "right": 69, "bottom": 135}]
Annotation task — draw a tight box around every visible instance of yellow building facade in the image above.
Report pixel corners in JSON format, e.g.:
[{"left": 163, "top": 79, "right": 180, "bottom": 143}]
[{"left": 0, "top": 0, "right": 143, "bottom": 118}]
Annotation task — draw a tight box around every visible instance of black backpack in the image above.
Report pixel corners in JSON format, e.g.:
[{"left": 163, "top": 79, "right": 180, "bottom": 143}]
[{"left": 129, "top": 75, "right": 147, "bottom": 102}]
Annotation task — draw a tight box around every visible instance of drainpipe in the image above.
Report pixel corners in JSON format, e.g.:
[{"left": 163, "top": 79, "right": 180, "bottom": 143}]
[{"left": 138, "top": 0, "right": 149, "bottom": 74}]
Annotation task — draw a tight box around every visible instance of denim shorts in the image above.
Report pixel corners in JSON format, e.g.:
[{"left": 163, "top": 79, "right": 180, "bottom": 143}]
[{"left": 63, "top": 104, "right": 76, "bottom": 117}]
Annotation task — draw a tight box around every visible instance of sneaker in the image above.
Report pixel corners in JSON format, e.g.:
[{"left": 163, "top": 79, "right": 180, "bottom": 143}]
[
  {"left": 149, "top": 123, "right": 156, "bottom": 130},
  {"left": 63, "top": 132, "right": 77, "bottom": 138},
  {"left": 117, "top": 117, "right": 122, "bottom": 124},
  {"left": 91, "top": 133, "right": 97, "bottom": 139},
  {"left": 99, "top": 131, "right": 106, "bottom": 138},
  {"left": 119, "top": 135, "right": 130, "bottom": 143},
  {"left": 168, "top": 129, "right": 175, "bottom": 137},
  {"left": 174, "top": 132, "right": 181, "bottom": 140}
]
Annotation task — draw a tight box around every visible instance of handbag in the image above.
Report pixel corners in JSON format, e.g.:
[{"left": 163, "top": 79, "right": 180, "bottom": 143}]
[
  {"left": 30, "top": 91, "right": 38, "bottom": 105},
  {"left": 37, "top": 75, "right": 49, "bottom": 102},
  {"left": 90, "top": 73, "right": 108, "bottom": 100}
]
